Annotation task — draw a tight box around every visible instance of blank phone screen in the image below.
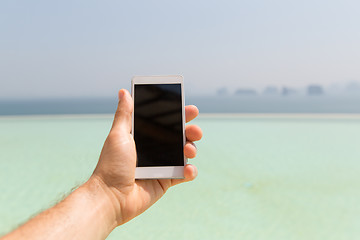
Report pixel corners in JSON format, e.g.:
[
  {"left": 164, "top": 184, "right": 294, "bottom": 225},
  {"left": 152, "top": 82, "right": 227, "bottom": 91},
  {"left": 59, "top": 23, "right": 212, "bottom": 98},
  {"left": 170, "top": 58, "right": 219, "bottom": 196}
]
[{"left": 133, "top": 83, "right": 184, "bottom": 167}]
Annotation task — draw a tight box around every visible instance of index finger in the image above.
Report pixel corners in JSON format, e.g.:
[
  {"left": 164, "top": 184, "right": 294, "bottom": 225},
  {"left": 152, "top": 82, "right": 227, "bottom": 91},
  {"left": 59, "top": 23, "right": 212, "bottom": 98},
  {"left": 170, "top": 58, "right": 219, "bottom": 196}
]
[{"left": 185, "top": 105, "right": 199, "bottom": 123}]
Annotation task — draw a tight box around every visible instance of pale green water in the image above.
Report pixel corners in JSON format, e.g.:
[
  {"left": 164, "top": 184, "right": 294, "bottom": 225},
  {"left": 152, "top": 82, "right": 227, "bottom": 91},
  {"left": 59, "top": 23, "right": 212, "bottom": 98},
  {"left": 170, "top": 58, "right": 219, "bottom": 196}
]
[{"left": 1, "top": 115, "right": 360, "bottom": 239}]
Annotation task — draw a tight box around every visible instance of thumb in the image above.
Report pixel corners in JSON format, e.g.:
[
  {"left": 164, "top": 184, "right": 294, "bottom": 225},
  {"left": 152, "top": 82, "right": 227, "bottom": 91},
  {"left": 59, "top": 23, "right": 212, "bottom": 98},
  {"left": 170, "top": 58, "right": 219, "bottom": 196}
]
[{"left": 111, "top": 89, "right": 133, "bottom": 133}]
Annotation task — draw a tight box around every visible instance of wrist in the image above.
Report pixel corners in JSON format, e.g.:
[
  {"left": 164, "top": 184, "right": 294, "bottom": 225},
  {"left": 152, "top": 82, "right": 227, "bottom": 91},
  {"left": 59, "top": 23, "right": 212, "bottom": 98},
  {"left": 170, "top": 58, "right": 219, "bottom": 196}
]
[{"left": 84, "top": 175, "right": 123, "bottom": 229}]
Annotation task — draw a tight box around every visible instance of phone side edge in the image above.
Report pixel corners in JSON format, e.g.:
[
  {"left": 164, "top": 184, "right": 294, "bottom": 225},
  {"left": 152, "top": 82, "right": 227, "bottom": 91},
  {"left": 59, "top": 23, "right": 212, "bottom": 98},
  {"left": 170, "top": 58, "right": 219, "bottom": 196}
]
[
  {"left": 181, "top": 78, "right": 187, "bottom": 167},
  {"left": 131, "top": 78, "right": 135, "bottom": 139}
]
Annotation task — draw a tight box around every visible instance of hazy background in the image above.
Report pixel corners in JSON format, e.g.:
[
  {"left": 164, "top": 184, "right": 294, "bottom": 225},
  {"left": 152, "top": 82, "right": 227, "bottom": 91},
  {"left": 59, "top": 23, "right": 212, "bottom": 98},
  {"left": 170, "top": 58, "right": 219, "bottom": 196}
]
[
  {"left": 2, "top": 2, "right": 360, "bottom": 239},
  {"left": 1, "top": 0, "right": 360, "bottom": 112}
]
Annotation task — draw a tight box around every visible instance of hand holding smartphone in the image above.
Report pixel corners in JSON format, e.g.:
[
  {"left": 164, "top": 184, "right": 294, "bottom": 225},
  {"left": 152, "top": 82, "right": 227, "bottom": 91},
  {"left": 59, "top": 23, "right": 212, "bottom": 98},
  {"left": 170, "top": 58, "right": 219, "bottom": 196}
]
[{"left": 131, "top": 75, "right": 186, "bottom": 179}]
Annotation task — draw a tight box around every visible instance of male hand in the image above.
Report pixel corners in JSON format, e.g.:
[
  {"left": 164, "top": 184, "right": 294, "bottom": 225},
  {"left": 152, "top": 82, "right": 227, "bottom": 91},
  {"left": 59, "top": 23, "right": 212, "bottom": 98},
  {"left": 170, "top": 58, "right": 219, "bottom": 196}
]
[
  {"left": 92, "top": 89, "right": 202, "bottom": 225},
  {"left": 1, "top": 88, "right": 201, "bottom": 240}
]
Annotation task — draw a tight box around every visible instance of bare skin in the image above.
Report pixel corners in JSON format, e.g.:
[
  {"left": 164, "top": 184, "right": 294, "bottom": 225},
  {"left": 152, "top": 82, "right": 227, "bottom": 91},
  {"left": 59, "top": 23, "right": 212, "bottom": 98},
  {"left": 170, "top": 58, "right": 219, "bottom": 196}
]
[{"left": 1, "top": 89, "right": 202, "bottom": 240}]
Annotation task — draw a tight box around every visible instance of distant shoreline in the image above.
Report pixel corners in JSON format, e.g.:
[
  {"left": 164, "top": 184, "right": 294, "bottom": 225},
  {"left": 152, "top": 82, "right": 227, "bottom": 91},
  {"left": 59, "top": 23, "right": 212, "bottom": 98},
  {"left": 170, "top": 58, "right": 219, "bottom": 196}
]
[
  {"left": 2, "top": 113, "right": 360, "bottom": 120},
  {"left": 199, "top": 113, "right": 360, "bottom": 119}
]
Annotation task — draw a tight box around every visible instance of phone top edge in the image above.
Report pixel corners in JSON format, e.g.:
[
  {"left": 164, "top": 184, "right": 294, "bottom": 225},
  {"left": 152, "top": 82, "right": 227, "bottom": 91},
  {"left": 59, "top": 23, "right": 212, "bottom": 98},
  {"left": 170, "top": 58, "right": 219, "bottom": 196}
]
[
  {"left": 132, "top": 75, "right": 183, "bottom": 84},
  {"left": 132, "top": 75, "right": 183, "bottom": 78}
]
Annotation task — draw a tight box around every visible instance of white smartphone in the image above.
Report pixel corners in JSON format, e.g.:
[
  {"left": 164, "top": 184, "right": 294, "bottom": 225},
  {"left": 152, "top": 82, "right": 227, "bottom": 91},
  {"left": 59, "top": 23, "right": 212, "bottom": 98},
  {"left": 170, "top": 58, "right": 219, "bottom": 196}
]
[{"left": 131, "top": 75, "right": 187, "bottom": 179}]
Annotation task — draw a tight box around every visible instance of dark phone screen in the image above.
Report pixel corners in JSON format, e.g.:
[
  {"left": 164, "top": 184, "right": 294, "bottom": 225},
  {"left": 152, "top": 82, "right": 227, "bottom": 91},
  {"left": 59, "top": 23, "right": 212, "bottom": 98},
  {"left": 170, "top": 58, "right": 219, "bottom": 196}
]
[{"left": 134, "top": 83, "right": 184, "bottom": 167}]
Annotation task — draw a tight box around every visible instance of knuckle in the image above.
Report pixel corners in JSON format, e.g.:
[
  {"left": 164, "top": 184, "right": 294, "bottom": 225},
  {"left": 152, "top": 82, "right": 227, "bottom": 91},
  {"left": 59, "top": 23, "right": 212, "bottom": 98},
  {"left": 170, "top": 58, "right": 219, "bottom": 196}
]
[{"left": 107, "top": 130, "right": 120, "bottom": 142}]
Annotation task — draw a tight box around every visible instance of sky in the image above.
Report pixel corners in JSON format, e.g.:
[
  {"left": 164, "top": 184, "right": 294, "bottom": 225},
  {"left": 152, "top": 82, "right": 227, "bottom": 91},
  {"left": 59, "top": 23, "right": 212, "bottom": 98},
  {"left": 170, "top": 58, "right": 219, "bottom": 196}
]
[{"left": 1, "top": 0, "right": 360, "bottom": 99}]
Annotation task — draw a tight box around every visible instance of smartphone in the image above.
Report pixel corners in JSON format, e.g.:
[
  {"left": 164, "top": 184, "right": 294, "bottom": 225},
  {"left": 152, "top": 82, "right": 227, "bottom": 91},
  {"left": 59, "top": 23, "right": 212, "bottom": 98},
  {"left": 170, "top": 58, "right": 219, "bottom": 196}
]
[{"left": 131, "top": 75, "right": 187, "bottom": 179}]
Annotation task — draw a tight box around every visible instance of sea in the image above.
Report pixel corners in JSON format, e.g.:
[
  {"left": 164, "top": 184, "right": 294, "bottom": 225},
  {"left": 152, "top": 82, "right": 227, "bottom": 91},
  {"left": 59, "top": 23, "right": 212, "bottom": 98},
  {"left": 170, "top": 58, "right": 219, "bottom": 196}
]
[
  {"left": 1, "top": 96, "right": 360, "bottom": 239},
  {"left": 1, "top": 113, "right": 360, "bottom": 239}
]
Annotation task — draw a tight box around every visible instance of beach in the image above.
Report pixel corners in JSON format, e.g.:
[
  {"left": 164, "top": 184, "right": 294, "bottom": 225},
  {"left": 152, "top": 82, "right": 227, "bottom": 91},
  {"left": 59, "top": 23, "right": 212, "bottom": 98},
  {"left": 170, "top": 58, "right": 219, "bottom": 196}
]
[{"left": 1, "top": 114, "right": 360, "bottom": 239}]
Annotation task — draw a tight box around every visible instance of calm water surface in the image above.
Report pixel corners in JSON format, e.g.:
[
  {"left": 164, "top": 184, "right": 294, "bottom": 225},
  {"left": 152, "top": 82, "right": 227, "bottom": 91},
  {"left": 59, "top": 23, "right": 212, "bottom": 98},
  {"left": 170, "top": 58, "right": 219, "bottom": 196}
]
[{"left": 1, "top": 115, "right": 360, "bottom": 239}]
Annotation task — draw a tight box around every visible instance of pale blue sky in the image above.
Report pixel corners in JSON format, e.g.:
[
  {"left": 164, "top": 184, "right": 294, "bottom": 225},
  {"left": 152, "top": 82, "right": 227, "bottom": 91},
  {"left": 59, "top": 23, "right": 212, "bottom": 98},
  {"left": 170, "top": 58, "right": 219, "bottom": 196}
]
[{"left": 1, "top": 0, "right": 360, "bottom": 99}]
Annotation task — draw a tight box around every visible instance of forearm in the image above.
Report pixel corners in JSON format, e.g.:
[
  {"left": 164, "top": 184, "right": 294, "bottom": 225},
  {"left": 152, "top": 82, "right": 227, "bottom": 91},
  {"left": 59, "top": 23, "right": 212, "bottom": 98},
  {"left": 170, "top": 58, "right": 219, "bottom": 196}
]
[{"left": 2, "top": 177, "right": 119, "bottom": 240}]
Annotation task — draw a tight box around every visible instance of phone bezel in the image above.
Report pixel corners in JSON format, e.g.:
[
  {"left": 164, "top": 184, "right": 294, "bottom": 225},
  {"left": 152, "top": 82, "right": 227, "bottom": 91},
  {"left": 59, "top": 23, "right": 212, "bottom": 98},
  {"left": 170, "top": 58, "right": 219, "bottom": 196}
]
[{"left": 131, "top": 75, "right": 187, "bottom": 179}]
